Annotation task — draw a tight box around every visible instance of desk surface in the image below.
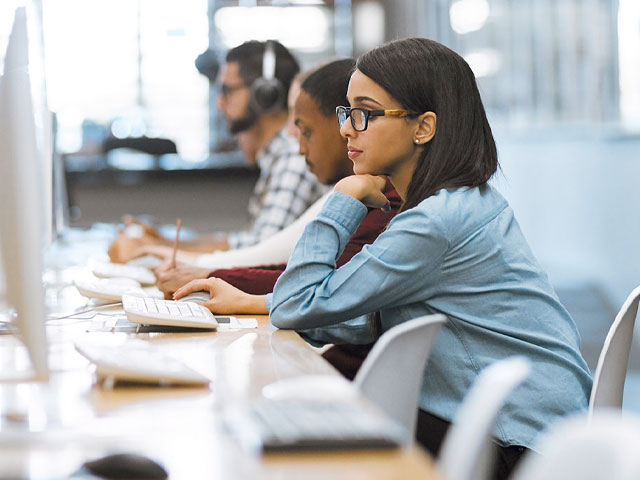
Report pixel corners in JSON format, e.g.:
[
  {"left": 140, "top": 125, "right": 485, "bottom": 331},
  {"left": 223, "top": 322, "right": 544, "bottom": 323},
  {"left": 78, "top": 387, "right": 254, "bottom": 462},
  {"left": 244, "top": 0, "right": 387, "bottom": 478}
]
[{"left": 0, "top": 235, "right": 440, "bottom": 479}]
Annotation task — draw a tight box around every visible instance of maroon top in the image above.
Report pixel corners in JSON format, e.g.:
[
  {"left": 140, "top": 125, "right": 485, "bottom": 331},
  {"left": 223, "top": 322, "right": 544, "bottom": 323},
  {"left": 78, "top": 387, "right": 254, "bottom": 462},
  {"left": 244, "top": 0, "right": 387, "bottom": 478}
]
[{"left": 209, "top": 181, "right": 401, "bottom": 294}]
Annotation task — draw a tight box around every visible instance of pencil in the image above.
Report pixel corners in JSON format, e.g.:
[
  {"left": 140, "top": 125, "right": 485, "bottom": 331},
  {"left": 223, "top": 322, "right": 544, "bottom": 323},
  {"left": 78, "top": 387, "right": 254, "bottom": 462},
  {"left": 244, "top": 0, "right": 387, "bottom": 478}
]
[{"left": 170, "top": 218, "right": 182, "bottom": 269}]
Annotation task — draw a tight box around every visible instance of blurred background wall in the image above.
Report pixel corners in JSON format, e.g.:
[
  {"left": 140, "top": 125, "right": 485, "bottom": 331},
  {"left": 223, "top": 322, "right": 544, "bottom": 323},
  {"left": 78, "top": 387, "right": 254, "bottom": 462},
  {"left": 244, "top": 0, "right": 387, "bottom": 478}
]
[{"left": 379, "top": 0, "right": 640, "bottom": 309}]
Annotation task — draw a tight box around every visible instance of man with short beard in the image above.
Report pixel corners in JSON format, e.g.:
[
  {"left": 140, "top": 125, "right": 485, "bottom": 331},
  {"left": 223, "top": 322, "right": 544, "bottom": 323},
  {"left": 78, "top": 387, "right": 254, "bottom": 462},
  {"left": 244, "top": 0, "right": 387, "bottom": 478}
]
[
  {"left": 108, "top": 40, "right": 326, "bottom": 263},
  {"left": 216, "top": 40, "right": 327, "bottom": 250}
]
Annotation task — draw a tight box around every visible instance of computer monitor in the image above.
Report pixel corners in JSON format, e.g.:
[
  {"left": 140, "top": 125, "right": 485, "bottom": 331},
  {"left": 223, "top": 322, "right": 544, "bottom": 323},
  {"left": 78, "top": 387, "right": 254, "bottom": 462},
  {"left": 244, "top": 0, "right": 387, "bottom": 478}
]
[
  {"left": 29, "top": 1, "right": 54, "bottom": 246},
  {"left": 51, "top": 113, "right": 70, "bottom": 238},
  {"left": 0, "top": 5, "right": 50, "bottom": 381}
]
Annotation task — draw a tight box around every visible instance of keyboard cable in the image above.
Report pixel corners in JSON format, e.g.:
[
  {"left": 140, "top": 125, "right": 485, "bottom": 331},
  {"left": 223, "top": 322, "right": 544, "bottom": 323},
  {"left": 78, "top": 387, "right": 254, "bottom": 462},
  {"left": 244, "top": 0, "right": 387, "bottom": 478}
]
[{"left": 46, "top": 302, "right": 123, "bottom": 323}]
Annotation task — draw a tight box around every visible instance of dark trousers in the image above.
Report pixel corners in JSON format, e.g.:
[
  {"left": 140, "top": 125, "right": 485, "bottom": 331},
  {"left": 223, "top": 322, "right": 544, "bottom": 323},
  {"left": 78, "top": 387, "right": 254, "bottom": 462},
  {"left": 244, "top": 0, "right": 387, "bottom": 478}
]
[
  {"left": 321, "top": 343, "right": 375, "bottom": 380},
  {"left": 416, "top": 409, "right": 530, "bottom": 480}
]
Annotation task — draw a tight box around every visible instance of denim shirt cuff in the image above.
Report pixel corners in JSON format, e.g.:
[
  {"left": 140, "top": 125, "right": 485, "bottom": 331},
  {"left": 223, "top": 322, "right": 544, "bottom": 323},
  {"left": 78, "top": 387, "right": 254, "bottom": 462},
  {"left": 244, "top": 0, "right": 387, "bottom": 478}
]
[{"left": 321, "top": 191, "right": 368, "bottom": 234}]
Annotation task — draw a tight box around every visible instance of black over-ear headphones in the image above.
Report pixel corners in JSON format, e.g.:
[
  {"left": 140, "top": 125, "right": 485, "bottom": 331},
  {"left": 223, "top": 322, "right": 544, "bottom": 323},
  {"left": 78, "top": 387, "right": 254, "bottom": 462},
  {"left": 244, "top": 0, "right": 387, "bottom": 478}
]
[{"left": 250, "top": 40, "right": 285, "bottom": 114}]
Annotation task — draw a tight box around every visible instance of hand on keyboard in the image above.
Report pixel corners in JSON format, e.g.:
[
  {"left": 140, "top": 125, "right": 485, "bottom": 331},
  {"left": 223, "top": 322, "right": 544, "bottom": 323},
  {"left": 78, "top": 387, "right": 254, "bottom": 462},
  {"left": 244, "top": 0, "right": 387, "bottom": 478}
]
[
  {"left": 173, "top": 277, "right": 265, "bottom": 315},
  {"left": 122, "top": 294, "right": 218, "bottom": 330}
]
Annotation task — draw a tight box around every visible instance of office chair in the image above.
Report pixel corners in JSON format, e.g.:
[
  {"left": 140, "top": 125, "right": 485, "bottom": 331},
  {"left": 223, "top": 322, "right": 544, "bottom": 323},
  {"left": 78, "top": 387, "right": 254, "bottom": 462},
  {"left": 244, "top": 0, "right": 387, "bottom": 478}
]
[
  {"left": 437, "top": 356, "right": 531, "bottom": 480},
  {"left": 588, "top": 285, "right": 640, "bottom": 419},
  {"left": 352, "top": 314, "right": 446, "bottom": 437},
  {"left": 511, "top": 410, "right": 640, "bottom": 480}
]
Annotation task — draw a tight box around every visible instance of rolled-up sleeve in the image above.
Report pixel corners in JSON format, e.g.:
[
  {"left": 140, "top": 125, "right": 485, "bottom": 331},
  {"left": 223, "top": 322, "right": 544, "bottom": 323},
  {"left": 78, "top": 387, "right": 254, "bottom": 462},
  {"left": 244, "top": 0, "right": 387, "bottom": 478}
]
[{"left": 269, "top": 191, "right": 449, "bottom": 331}]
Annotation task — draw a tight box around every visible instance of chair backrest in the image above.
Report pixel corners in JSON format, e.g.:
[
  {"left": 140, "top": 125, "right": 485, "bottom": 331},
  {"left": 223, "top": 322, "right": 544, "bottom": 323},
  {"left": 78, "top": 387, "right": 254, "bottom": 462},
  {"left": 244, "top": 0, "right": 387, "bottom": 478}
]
[
  {"left": 511, "top": 410, "right": 640, "bottom": 480},
  {"left": 352, "top": 314, "right": 446, "bottom": 436},
  {"left": 588, "top": 285, "right": 640, "bottom": 418},
  {"left": 438, "top": 356, "right": 531, "bottom": 480}
]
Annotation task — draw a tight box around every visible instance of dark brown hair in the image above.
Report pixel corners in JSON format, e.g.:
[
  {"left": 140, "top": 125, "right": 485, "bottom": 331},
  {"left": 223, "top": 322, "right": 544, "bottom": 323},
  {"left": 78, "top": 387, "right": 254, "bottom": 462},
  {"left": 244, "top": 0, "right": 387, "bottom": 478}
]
[{"left": 356, "top": 37, "right": 498, "bottom": 210}]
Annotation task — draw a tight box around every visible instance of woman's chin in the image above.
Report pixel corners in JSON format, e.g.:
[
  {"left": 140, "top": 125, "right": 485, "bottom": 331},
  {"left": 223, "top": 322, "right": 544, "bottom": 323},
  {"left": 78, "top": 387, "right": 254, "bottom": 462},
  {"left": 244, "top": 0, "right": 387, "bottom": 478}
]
[
  {"left": 353, "top": 167, "right": 384, "bottom": 177},
  {"left": 351, "top": 163, "right": 371, "bottom": 176}
]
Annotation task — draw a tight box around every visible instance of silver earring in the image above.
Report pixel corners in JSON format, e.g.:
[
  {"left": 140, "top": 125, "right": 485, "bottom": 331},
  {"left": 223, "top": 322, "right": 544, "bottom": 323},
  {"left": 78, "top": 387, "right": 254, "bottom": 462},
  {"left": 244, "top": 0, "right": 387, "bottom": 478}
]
[{"left": 414, "top": 139, "right": 420, "bottom": 144}]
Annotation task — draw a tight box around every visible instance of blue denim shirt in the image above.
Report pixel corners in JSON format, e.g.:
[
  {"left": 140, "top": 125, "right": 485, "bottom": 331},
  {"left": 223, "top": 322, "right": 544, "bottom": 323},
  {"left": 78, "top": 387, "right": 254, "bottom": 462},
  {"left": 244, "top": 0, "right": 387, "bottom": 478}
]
[{"left": 266, "top": 185, "right": 592, "bottom": 449}]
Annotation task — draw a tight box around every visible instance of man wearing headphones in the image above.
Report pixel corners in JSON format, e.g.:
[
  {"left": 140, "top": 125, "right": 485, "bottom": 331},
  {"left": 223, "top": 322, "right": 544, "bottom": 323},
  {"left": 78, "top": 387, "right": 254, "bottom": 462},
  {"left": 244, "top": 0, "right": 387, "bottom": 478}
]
[
  {"left": 215, "top": 40, "right": 327, "bottom": 250},
  {"left": 108, "top": 40, "right": 326, "bottom": 262}
]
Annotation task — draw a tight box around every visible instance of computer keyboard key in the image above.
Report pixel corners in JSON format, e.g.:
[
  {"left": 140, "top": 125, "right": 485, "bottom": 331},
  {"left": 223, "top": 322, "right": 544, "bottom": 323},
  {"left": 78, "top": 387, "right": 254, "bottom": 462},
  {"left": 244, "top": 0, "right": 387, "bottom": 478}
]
[
  {"left": 121, "top": 294, "right": 219, "bottom": 330},
  {"left": 74, "top": 277, "right": 144, "bottom": 302},
  {"left": 224, "top": 398, "right": 409, "bottom": 452},
  {"left": 74, "top": 340, "right": 211, "bottom": 386}
]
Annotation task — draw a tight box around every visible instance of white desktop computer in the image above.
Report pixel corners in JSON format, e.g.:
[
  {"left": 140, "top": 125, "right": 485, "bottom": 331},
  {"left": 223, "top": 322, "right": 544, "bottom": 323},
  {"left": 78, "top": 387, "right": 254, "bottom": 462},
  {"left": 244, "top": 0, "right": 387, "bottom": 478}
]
[{"left": 0, "top": 4, "right": 52, "bottom": 381}]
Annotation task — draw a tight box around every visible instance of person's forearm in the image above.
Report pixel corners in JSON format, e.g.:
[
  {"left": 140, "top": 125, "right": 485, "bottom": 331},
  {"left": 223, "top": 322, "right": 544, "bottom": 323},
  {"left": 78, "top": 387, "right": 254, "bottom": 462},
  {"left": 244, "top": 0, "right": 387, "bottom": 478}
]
[{"left": 239, "top": 294, "right": 269, "bottom": 315}]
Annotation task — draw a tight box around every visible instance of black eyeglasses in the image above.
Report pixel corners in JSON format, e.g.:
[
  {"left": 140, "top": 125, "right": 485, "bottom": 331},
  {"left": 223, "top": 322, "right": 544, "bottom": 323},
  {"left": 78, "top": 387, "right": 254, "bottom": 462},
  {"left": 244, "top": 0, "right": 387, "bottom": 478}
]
[
  {"left": 336, "top": 106, "right": 420, "bottom": 132},
  {"left": 219, "top": 83, "right": 247, "bottom": 97}
]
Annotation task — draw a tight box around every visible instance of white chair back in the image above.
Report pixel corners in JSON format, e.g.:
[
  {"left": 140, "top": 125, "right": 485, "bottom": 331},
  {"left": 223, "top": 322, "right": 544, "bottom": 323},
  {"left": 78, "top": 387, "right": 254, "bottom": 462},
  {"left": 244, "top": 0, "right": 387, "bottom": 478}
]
[
  {"left": 438, "top": 356, "right": 531, "bottom": 480},
  {"left": 512, "top": 410, "right": 640, "bottom": 480},
  {"left": 589, "top": 285, "right": 640, "bottom": 418},
  {"left": 353, "top": 314, "right": 446, "bottom": 436}
]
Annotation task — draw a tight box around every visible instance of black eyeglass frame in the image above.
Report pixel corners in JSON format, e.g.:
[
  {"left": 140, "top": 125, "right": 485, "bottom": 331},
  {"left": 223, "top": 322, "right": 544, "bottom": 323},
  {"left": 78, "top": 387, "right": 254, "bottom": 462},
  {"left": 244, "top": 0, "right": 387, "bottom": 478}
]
[{"left": 336, "top": 106, "right": 421, "bottom": 132}]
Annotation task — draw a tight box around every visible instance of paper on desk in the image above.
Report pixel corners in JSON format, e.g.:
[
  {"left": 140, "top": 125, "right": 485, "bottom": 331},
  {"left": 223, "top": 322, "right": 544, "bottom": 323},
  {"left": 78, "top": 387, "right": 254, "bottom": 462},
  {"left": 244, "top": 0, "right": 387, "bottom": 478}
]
[
  {"left": 86, "top": 315, "right": 129, "bottom": 332},
  {"left": 219, "top": 317, "right": 258, "bottom": 330}
]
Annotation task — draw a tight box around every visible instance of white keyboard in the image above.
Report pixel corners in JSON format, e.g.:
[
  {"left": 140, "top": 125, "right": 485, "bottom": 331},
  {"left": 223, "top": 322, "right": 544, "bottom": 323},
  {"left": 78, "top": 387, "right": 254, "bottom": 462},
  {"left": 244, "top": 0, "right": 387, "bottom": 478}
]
[
  {"left": 74, "top": 277, "right": 144, "bottom": 302},
  {"left": 74, "top": 340, "right": 210, "bottom": 386},
  {"left": 122, "top": 294, "right": 218, "bottom": 330},
  {"left": 92, "top": 262, "right": 156, "bottom": 285},
  {"left": 224, "top": 398, "right": 408, "bottom": 452}
]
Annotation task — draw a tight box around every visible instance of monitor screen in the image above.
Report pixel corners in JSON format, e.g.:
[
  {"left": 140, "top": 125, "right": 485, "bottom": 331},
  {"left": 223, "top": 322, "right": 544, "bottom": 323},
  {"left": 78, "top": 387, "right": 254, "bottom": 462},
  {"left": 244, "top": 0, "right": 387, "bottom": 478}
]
[{"left": 0, "top": 5, "right": 49, "bottom": 381}]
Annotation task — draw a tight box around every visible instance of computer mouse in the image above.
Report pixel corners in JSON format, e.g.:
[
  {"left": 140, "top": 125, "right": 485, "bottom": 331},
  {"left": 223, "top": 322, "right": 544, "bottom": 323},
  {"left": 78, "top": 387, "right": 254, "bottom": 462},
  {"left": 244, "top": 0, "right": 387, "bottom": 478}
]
[
  {"left": 262, "top": 374, "right": 357, "bottom": 402},
  {"left": 81, "top": 452, "right": 168, "bottom": 479},
  {"left": 176, "top": 291, "right": 210, "bottom": 304}
]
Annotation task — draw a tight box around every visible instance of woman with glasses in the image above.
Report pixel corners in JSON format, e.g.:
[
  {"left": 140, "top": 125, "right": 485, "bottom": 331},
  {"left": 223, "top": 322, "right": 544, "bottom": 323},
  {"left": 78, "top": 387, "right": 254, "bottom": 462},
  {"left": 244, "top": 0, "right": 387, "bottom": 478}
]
[{"left": 175, "top": 38, "right": 591, "bottom": 480}]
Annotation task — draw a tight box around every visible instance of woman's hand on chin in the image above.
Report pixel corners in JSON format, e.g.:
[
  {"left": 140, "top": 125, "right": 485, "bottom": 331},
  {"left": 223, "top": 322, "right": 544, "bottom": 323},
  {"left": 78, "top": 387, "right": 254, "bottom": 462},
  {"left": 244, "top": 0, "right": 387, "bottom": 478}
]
[{"left": 334, "top": 175, "right": 391, "bottom": 212}]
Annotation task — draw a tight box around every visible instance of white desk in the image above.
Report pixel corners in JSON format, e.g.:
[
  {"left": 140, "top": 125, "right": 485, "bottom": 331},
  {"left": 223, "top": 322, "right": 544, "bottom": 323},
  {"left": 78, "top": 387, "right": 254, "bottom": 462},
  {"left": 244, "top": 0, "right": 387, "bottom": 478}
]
[{"left": 0, "top": 232, "right": 440, "bottom": 479}]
